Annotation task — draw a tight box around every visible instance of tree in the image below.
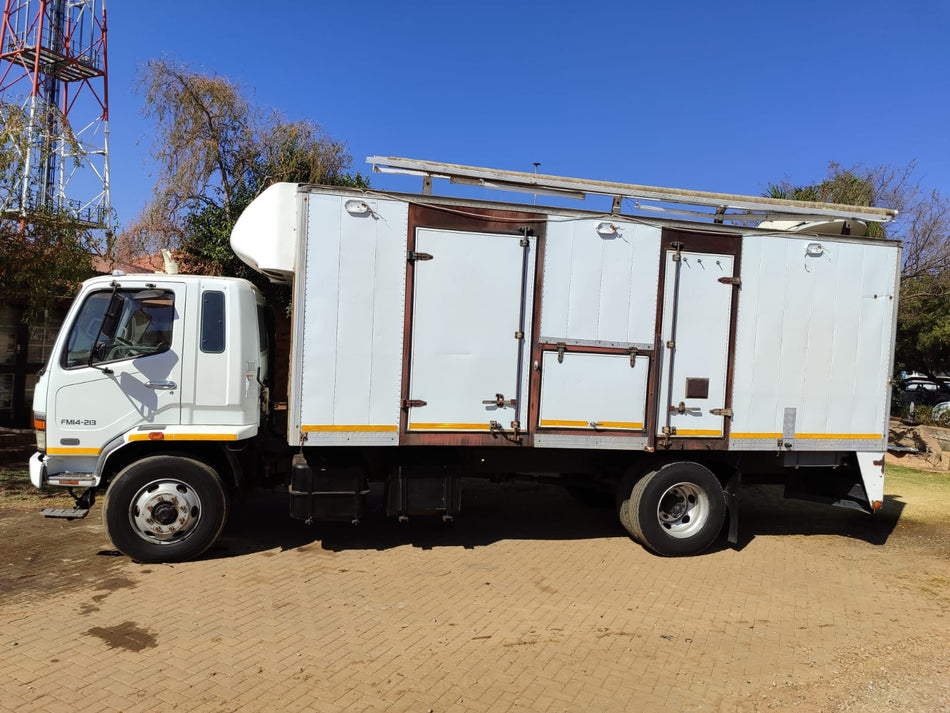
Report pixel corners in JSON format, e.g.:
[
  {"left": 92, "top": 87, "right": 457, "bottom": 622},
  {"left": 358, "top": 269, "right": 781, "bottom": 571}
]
[
  {"left": 766, "top": 162, "right": 950, "bottom": 386},
  {"left": 127, "top": 59, "right": 367, "bottom": 305},
  {"left": 0, "top": 212, "right": 95, "bottom": 319},
  {"left": 138, "top": 59, "right": 252, "bottom": 228},
  {"left": 1, "top": 100, "right": 99, "bottom": 318}
]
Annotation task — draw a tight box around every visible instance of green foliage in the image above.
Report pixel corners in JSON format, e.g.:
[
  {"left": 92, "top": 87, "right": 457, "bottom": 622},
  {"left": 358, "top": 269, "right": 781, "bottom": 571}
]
[
  {"left": 130, "top": 59, "right": 367, "bottom": 296},
  {"left": 765, "top": 164, "right": 883, "bottom": 236},
  {"left": 896, "top": 272, "right": 950, "bottom": 385},
  {"left": 0, "top": 213, "right": 94, "bottom": 318},
  {"left": 0, "top": 103, "right": 28, "bottom": 195},
  {"left": 767, "top": 161, "right": 950, "bottom": 384},
  {"left": 139, "top": 59, "right": 252, "bottom": 223}
]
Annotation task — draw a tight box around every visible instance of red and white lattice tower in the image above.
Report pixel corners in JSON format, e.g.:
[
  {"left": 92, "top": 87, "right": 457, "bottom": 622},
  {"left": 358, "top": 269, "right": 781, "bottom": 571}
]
[{"left": 0, "top": 0, "right": 110, "bottom": 229}]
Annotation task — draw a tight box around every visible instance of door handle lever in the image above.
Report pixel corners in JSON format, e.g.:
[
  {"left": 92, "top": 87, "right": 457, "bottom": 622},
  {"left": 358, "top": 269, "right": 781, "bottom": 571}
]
[{"left": 146, "top": 380, "right": 177, "bottom": 390}]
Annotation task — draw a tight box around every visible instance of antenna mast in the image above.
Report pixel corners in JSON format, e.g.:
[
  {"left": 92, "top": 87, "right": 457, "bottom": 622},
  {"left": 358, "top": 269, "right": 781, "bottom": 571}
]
[{"left": 0, "top": 0, "right": 111, "bottom": 229}]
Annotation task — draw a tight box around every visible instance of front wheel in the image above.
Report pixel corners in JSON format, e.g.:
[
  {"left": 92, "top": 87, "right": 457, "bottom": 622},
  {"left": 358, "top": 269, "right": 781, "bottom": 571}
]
[
  {"left": 621, "top": 461, "right": 725, "bottom": 556},
  {"left": 102, "top": 455, "right": 228, "bottom": 563}
]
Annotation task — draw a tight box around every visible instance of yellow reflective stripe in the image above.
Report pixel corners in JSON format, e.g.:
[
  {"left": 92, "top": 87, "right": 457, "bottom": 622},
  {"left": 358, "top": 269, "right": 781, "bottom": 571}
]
[
  {"left": 540, "top": 420, "right": 644, "bottom": 429},
  {"left": 795, "top": 433, "right": 882, "bottom": 440},
  {"left": 731, "top": 432, "right": 882, "bottom": 440},
  {"left": 675, "top": 429, "right": 723, "bottom": 437},
  {"left": 46, "top": 447, "right": 101, "bottom": 455},
  {"left": 596, "top": 421, "right": 644, "bottom": 430},
  {"left": 128, "top": 433, "right": 238, "bottom": 442},
  {"left": 409, "top": 423, "right": 492, "bottom": 431},
  {"left": 301, "top": 425, "right": 398, "bottom": 432}
]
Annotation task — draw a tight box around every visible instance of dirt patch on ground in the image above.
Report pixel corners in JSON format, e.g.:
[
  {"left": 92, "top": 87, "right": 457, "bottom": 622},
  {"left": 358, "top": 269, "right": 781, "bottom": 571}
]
[{"left": 1, "top": 464, "right": 948, "bottom": 712}]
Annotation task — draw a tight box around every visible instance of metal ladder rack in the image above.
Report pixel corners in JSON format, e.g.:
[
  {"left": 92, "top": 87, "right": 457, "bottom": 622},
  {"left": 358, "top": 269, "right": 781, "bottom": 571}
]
[{"left": 367, "top": 156, "right": 898, "bottom": 226}]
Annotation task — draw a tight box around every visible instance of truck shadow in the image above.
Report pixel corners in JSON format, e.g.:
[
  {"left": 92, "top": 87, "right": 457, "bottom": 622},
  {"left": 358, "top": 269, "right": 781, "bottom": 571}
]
[
  {"left": 722, "top": 484, "right": 905, "bottom": 553},
  {"left": 210, "top": 480, "right": 906, "bottom": 559}
]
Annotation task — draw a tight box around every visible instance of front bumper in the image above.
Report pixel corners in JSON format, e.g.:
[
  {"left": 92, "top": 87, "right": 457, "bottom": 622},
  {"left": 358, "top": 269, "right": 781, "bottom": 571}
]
[{"left": 29, "top": 452, "right": 47, "bottom": 488}]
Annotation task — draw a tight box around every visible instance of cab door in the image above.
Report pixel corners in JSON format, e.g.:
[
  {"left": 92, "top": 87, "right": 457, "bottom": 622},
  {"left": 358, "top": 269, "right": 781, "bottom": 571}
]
[{"left": 45, "top": 282, "right": 185, "bottom": 461}]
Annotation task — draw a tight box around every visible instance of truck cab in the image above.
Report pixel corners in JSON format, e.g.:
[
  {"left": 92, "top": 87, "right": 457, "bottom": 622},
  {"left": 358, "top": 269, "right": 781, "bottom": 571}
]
[{"left": 30, "top": 273, "right": 268, "bottom": 560}]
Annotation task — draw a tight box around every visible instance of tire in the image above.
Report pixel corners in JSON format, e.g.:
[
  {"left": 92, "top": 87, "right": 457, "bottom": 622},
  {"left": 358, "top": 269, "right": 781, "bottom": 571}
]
[
  {"left": 624, "top": 461, "right": 725, "bottom": 557},
  {"left": 102, "top": 455, "right": 228, "bottom": 563},
  {"left": 616, "top": 472, "right": 638, "bottom": 539}
]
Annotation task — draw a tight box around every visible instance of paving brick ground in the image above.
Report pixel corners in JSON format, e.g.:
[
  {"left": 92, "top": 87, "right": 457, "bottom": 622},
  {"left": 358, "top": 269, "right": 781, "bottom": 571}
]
[{"left": 1, "top": 478, "right": 948, "bottom": 712}]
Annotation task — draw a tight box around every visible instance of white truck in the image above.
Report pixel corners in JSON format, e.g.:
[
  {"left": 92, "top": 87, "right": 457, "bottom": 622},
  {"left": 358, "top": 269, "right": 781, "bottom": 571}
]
[{"left": 29, "top": 157, "right": 901, "bottom": 562}]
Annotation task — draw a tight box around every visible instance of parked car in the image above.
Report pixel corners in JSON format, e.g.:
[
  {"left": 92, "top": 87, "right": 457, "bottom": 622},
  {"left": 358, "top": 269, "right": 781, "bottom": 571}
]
[{"left": 898, "top": 379, "right": 950, "bottom": 406}]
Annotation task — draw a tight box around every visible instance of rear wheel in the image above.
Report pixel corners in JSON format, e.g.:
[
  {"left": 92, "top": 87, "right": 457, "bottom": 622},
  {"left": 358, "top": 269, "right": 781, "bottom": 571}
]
[
  {"left": 622, "top": 461, "right": 725, "bottom": 556},
  {"left": 616, "top": 472, "right": 638, "bottom": 538},
  {"left": 102, "top": 455, "right": 228, "bottom": 563}
]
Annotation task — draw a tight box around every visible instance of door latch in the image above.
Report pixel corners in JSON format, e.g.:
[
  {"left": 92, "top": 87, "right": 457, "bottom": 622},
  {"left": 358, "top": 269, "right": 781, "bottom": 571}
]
[
  {"left": 710, "top": 408, "right": 733, "bottom": 418},
  {"left": 669, "top": 401, "right": 701, "bottom": 415},
  {"left": 402, "top": 399, "right": 427, "bottom": 409},
  {"left": 483, "top": 394, "right": 517, "bottom": 408}
]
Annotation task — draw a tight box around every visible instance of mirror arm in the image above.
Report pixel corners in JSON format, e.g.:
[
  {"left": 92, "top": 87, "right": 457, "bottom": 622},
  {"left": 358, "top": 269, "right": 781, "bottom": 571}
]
[{"left": 87, "top": 281, "right": 122, "bottom": 374}]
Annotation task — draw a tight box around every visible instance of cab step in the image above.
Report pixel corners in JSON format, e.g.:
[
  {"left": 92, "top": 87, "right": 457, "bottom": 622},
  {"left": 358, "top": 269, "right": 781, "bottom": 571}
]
[{"left": 41, "top": 508, "right": 89, "bottom": 520}]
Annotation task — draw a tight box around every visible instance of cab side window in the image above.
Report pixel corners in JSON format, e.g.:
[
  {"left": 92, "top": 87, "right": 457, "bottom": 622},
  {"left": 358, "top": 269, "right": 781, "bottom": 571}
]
[{"left": 63, "top": 289, "right": 175, "bottom": 368}]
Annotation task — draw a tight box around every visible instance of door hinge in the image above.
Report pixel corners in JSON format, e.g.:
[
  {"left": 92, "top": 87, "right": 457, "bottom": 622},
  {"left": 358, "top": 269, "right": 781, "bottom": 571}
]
[
  {"left": 629, "top": 347, "right": 639, "bottom": 367},
  {"left": 402, "top": 399, "right": 427, "bottom": 409},
  {"left": 557, "top": 342, "right": 567, "bottom": 363},
  {"left": 661, "top": 426, "right": 677, "bottom": 435},
  {"left": 717, "top": 277, "right": 741, "bottom": 286},
  {"left": 710, "top": 408, "right": 733, "bottom": 418},
  {"left": 407, "top": 251, "right": 433, "bottom": 262}
]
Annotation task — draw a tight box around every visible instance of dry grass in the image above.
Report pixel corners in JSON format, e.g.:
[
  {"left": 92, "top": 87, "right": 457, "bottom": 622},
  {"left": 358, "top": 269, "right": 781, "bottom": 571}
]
[{"left": 0, "top": 467, "right": 73, "bottom": 510}]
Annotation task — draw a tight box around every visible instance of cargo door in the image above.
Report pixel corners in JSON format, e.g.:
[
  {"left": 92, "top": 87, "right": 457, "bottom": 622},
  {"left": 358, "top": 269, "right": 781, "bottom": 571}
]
[
  {"left": 657, "top": 246, "right": 735, "bottom": 439},
  {"left": 406, "top": 228, "right": 533, "bottom": 434}
]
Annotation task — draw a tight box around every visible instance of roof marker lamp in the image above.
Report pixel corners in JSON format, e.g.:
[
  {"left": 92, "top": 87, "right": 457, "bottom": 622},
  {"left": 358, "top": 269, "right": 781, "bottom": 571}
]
[
  {"left": 344, "top": 200, "right": 372, "bottom": 215},
  {"left": 596, "top": 222, "right": 620, "bottom": 238},
  {"left": 806, "top": 242, "right": 824, "bottom": 257}
]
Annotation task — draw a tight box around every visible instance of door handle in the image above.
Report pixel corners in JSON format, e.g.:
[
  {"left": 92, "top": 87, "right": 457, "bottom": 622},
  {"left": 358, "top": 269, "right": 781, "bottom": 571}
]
[{"left": 146, "top": 381, "right": 177, "bottom": 390}]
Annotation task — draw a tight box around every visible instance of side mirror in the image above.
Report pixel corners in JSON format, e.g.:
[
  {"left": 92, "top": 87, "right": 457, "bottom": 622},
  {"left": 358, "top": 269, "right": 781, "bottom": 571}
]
[{"left": 88, "top": 292, "right": 126, "bottom": 371}]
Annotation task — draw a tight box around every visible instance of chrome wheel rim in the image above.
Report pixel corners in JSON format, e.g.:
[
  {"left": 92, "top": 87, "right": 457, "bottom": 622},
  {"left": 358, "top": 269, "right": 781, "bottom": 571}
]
[
  {"left": 656, "top": 482, "right": 709, "bottom": 539},
  {"left": 129, "top": 479, "right": 202, "bottom": 544}
]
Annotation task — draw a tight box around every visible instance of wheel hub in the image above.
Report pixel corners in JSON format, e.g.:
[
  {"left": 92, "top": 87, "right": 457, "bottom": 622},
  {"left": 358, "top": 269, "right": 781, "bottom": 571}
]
[
  {"left": 656, "top": 482, "right": 708, "bottom": 539},
  {"left": 130, "top": 480, "right": 201, "bottom": 543}
]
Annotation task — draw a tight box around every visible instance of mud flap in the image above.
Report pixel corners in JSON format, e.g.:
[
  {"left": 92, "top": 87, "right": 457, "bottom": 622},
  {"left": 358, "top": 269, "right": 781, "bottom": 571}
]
[{"left": 724, "top": 469, "right": 741, "bottom": 546}]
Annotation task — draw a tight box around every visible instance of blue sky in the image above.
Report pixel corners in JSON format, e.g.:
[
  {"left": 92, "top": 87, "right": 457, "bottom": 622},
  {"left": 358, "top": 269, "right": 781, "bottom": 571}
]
[{"left": 105, "top": 0, "right": 950, "bottom": 227}]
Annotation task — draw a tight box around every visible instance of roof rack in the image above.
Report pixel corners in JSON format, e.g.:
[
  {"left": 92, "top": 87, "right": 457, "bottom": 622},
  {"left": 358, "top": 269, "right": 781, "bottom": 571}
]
[{"left": 366, "top": 156, "right": 898, "bottom": 225}]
